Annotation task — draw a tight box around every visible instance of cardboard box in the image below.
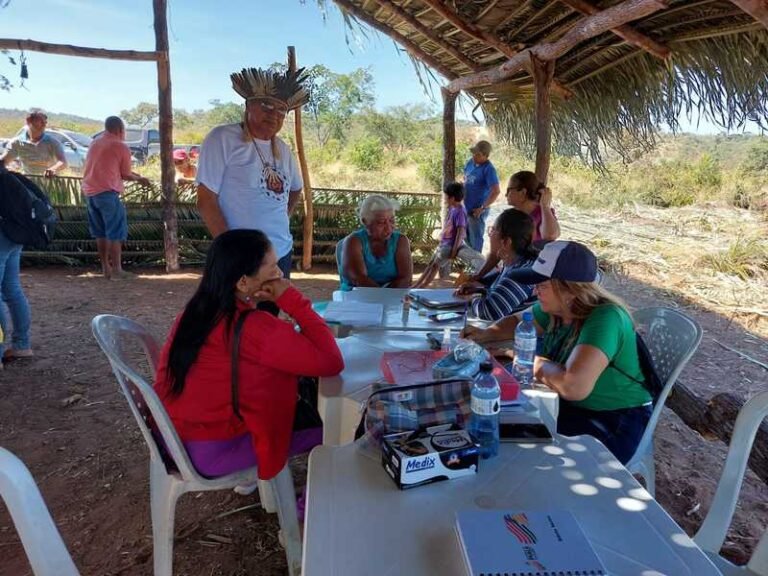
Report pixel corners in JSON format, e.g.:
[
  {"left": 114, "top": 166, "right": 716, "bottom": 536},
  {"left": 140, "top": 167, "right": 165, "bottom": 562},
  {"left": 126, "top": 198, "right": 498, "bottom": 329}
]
[{"left": 381, "top": 425, "right": 479, "bottom": 490}]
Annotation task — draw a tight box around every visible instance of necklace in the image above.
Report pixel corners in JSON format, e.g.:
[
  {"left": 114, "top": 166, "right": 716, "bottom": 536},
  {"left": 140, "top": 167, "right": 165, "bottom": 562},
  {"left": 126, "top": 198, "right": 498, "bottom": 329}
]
[{"left": 252, "top": 139, "right": 284, "bottom": 194}]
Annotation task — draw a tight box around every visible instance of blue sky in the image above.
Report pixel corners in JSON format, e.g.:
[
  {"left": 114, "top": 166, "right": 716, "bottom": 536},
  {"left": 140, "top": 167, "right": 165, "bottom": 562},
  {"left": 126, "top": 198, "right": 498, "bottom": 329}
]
[
  {"left": 1, "top": 0, "right": 444, "bottom": 118},
  {"left": 0, "top": 0, "right": 758, "bottom": 134}
]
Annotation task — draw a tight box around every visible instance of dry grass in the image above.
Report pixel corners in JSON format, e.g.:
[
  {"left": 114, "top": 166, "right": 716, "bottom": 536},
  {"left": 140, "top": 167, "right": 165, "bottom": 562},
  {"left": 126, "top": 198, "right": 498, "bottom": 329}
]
[{"left": 553, "top": 203, "right": 768, "bottom": 334}]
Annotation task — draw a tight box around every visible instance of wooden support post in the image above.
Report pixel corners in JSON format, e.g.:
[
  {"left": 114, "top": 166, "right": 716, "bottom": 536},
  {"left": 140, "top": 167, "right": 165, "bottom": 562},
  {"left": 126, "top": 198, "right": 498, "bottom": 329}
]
[
  {"left": 532, "top": 56, "right": 554, "bottom": 183},
  {"left": 288, "top": 46, "right": 314, "bottom": 271},
  {"left": 153, "top": 0, "right": 178, "bottom": 271},
  {"left": 441, "top": 88, "right": 457, "bottom": 224}
]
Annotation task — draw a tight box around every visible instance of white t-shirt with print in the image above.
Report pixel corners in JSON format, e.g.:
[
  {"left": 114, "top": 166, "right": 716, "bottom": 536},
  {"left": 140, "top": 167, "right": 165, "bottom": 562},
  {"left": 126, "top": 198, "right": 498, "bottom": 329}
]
[{"left": 196, "top": 123, "right": 303, "bottom": 258}]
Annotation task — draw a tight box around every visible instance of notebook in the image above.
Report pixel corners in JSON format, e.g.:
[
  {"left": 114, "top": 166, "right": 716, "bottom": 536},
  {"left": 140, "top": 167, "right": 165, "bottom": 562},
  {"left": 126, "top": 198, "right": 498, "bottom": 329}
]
[
  {"left": 322, "top": 301, "right": 383, "bottom": 327},
  {"left": 455, "top": 510, "right": 606, "bottom": 576},
  {"left": 408, "top": 288, "right": 467, "bottom": 309}
]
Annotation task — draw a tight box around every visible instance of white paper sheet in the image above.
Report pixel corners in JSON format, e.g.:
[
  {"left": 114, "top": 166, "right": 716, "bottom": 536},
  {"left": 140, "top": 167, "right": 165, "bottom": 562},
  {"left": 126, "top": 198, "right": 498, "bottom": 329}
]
[{"left": 323, "top": 301, "right": 384, "bottom": 327}]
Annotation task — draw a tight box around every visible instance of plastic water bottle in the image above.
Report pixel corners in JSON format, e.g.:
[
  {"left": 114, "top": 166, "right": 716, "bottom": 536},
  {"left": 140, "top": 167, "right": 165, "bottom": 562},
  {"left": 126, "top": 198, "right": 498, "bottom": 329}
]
[
  {"left": 512, "top": 311, "right": 537, "bottom": 389},
  {"left": 468, "top": 361, "right": 500, "bottom": 459}
]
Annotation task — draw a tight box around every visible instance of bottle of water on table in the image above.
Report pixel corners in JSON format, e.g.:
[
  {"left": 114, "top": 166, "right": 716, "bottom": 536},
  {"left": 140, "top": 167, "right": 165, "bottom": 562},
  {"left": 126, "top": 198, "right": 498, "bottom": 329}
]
[
  {"left": 512, "top": 311, "right": 537, "bottom": 389},
  {"left": 468, "top": 361, "right": 500, "bottom": 459}
]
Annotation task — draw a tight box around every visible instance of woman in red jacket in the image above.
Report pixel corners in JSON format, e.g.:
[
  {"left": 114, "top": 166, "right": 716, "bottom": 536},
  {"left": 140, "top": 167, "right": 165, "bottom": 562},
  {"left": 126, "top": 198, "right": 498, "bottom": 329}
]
[{"left": 155, "top": 229, "right": 344, "bottom": 480}]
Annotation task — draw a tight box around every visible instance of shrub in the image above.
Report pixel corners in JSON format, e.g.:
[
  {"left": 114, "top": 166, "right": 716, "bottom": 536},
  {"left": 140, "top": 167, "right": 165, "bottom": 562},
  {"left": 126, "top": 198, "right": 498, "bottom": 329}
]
[{"left": 348, "top": 137, "right": 384, "bottom": 171}]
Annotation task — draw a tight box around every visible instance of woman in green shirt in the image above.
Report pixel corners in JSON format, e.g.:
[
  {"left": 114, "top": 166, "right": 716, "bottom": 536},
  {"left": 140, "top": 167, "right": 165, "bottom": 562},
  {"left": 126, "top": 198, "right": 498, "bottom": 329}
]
[{"left": 464, "top": 241, "right": 652, "bottom": 464}]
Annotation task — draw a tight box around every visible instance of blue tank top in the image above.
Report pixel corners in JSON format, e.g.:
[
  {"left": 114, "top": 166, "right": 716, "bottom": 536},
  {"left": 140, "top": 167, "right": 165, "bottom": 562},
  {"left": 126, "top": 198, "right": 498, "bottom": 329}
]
[{"left": 340, "top": 228, "right": 401, "bottom": 291}]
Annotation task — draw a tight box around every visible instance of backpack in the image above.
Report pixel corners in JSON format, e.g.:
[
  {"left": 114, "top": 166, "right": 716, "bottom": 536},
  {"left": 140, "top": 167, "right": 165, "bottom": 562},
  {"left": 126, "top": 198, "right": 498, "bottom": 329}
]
[
  {"left": 611, "top": 332, "right": 664, "bottom": 404},
  {"left": 0, "top": 166, "right": 57, "bottom": 249}
]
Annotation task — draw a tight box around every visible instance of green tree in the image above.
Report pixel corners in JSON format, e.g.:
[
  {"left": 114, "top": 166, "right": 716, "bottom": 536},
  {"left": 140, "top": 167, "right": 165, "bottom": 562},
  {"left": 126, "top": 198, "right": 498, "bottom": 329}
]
[
  {"left": 205, "top": 99, "right": 243, "bottom": 126},
  {"left": 120, "top": 102, "right": 159, "bottom": 127},
  {"left": 362, "top": 104, "right": 436, "bottom": 154},
  {"left": 271, "top": 63, "right": 375, "bottom": 146}
]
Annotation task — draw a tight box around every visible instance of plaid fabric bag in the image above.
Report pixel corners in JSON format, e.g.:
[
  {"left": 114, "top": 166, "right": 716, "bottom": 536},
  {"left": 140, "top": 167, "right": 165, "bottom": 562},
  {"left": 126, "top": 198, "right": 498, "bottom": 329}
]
[{"left": 354, "top": 378, "right": 473, "bottom": 452}]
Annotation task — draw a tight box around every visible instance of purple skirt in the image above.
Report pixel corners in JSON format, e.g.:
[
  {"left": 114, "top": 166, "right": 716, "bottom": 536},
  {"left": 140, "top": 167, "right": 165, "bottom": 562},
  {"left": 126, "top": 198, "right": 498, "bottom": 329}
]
[{"left": 184, "top": 428, "right": 322, "bottom": 478}]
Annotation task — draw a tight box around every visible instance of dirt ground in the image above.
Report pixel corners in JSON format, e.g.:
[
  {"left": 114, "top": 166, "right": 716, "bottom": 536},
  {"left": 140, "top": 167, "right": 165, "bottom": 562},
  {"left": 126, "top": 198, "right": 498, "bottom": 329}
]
[{"left": 0, "top": 263, "right": 766, "bottom": 575}]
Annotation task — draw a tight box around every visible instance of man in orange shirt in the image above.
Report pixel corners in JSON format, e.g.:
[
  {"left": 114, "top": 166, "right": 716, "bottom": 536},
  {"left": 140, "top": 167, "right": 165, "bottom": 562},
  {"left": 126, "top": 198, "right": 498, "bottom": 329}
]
[{"left": 81, "top": 116, "right": 150, "bottom": 279}]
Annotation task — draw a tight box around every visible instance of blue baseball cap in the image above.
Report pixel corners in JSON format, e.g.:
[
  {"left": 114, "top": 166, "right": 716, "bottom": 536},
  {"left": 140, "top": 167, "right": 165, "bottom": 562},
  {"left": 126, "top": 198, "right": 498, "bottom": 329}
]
[{"left": 508, "top": 241, "right": 599, "bottom": 284}]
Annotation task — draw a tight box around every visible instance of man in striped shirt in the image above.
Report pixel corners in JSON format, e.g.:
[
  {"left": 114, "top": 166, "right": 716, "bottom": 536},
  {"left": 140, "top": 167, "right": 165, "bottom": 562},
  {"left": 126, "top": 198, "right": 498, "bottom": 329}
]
[{"left": 1, "top": 111, "right": 67, "bottom": 177}]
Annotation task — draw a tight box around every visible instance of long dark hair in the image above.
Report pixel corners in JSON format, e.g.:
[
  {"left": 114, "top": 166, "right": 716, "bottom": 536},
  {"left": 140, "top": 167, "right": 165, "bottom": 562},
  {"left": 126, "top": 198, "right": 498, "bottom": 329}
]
[
  {"left": 495, "top": 208, "right": 538, "bottom": 260},
  {"left": 166, "top": 229, "right": 272, "bottom": 396},
  {"left": 510, "top": 170, "right": 546, "bottom": 202}
]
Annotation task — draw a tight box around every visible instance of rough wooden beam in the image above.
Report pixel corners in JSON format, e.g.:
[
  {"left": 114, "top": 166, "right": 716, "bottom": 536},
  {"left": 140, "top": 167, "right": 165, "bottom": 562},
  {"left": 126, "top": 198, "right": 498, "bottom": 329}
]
[
  {"left": 335, "top": 0, "right": 457, "bottom": 80},
  {"left": 420, "top": 0, "right": 523, "bottom": 58},
  {"left": 441, "top": 88, "right": 457, "bottom": 223},
  {"left": 153, "top": 0, "right": 179, "bottom": 272},
  {"left": 446, "top": 0, "right": 668, "bottom": 93},
  {"left": 533, "top": 56, "right": 554, "bottom": 182},
  {"left": 371, "top": 0, "right": 480, "bottom": 71},
  {"left": 559, "top": 0, "right": 670, "bottom": 59},
  {"left": 0, "top": 38, "right": 164, "bottom": 62},
  {"left": 727, "top": 0, "right": 768, "bottom": 29}
]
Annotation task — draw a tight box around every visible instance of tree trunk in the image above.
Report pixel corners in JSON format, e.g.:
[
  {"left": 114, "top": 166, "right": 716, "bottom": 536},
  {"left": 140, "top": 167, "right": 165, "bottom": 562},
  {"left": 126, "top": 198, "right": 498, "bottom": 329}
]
[
  {"left": 533, "top": 56, "right": 554, "bottom": 183},
  {"left": 441, "top": 88, "right": 457, "bottom": 225},
  {"left": 153, "top": 0, "right": 178, "bottom": 272},
  {"left": 288, "top": 47, "right": 314, "bottom": 271},
  {"left": 667, "top": 382, "right": 768, "bottom": 485}
]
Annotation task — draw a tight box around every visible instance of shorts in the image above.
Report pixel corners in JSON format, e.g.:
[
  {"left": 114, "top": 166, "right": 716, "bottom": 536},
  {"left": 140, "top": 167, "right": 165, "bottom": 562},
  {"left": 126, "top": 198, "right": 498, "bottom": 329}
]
[{"left": 87, "top": 191, "right": 127, "bottom": 241}]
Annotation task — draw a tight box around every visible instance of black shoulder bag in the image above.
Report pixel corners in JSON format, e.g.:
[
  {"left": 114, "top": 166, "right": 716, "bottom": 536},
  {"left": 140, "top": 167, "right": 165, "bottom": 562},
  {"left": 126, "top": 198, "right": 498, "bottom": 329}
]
[{"left": 231, "top": 310, "right": 323, "bottom": 430}]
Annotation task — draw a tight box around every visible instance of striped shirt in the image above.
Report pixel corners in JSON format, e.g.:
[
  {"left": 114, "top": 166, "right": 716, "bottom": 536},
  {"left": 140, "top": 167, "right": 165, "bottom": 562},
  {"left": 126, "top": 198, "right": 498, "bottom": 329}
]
[
  {"left": 469, "top": 256, "right": 537, "bottom": 321},
  {"left": 3, "top": 132, "right": 66, "bottom": 176}
]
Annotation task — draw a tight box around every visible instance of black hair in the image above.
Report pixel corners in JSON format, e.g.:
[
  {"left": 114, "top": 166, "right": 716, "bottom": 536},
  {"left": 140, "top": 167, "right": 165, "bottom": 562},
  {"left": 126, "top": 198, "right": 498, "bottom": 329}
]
[
  {"left": 165, "top": 229, "right": 272, "bottom": 396},
  {"left": 444, "top": 181, "right": 465, "bottom": 202},
  {"left": 495, "top": 208, "right": 538, "bottom": 260},
  {"left": 105, "top": 116, "right": 124, "bottom": 133},
  {"left": 510, "top": 171, "right": 546, "bottom": 202}
]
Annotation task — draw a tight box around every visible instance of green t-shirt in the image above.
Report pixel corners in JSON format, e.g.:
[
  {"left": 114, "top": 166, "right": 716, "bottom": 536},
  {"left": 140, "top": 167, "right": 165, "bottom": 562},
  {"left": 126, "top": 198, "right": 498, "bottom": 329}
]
[{"left": 532, "top": 302, "right": 652, "bottom": 411}]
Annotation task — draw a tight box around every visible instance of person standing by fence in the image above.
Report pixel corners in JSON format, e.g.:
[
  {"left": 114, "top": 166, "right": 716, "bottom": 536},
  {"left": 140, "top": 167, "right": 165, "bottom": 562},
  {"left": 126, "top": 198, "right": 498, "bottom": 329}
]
[
  {"left": 81, "top": 116, "right": 150, "bottom": 280},
  {"left": 0, "top": 110, "right": 67, "bottom": 177},
  {"left": 196, "top": 67, "right": 309, "bottom": 279}
]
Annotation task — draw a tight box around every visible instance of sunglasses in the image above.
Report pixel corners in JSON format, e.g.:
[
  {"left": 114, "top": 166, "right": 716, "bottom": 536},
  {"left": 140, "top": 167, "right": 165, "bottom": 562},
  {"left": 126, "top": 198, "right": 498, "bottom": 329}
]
[{"left": 256, "top": 100, "right": 288, "bottom": 117}]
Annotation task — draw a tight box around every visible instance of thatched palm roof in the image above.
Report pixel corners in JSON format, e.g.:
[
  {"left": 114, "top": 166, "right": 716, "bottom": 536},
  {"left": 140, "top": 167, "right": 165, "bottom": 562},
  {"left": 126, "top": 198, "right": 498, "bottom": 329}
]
[{"left": 326, "top": 0, "right": 768, "bottom": 164}]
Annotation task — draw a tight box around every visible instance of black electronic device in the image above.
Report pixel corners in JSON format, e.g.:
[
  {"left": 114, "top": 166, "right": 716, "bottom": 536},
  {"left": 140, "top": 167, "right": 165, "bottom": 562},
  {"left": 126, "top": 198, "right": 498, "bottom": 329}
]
[
  {"left": 498, "top": 422, "right": 554, "bottom": 443},
  {"left": 428, "top": 311, "right": 464, "bottom": 323}
]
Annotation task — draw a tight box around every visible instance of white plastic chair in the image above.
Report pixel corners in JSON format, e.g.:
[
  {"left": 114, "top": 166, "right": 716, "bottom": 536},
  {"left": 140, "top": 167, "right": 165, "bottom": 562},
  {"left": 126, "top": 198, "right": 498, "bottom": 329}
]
[
  {"left": 0, "top": 447, "right": 80, "bottom": 576},
  {"left": 694, "top": 390, "right": 768, "bottom": 575},
  {"left": 91, "top": 314, "right": 301, "bottom": 576},
  {"left": 625, "top": 306, "right": 703, "bottom": 496}
]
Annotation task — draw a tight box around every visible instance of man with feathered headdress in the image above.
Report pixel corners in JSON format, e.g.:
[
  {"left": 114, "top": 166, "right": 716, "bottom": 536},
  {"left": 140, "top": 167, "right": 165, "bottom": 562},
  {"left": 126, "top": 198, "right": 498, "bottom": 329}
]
[{"left": 196, "top": 67, "right": 309, "bottom": 278}]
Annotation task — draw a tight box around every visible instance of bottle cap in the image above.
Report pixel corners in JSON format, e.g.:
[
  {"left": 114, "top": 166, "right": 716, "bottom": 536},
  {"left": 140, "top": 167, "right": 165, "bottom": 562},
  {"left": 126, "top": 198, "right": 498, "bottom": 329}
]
[
  {"left": 522, "top": 310, "right": 534, "bottom": 321},
  {"left": 479, "top": 361, "right": 493, "bottom": 372}
]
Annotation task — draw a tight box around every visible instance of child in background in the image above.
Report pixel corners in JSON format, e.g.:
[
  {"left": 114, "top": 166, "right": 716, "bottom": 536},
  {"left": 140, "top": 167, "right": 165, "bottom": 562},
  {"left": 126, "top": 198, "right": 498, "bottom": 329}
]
[{"left": 413, "top": 182, "right": 485, "bottom": 288}]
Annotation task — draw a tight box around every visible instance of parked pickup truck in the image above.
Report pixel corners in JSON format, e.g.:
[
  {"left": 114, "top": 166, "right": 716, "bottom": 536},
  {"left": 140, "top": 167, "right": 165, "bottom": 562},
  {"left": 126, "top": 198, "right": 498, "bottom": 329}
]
[{"left": 93, "top": 126, "right": 160, "bottom": 164}]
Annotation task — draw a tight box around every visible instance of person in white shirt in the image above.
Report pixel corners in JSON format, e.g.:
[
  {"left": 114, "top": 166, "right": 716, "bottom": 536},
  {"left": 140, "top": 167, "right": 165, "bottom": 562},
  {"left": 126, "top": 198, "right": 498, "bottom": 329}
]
[{"left": 196, "top": 67, "right": 309, "bottom": 278}]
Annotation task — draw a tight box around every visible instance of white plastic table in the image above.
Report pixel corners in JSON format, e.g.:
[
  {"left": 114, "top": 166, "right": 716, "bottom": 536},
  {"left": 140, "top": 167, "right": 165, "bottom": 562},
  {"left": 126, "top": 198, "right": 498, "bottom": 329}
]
[{"left": 303, "top": 437, "right": 721, "bottom": 576}]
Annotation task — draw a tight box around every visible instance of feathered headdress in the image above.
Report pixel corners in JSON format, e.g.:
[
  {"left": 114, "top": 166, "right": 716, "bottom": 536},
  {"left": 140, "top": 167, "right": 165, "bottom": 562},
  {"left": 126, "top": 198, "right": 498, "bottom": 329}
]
[{"left": 230, "top": 67, "right": 310, "bottom": 111}]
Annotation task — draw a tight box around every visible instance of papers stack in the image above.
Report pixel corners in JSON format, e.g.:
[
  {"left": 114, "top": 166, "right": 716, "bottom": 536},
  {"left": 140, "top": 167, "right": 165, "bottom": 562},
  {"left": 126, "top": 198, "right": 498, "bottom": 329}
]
[{"left": 322, "top": 301, "right": 383, "bottom": 327}]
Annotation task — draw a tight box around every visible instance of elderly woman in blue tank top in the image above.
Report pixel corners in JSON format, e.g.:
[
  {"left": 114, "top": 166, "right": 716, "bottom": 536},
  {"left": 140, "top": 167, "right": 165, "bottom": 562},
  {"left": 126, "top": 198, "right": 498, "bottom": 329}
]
[{"left": 339, "top": 194, "right": 413, "bottom": 290}]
